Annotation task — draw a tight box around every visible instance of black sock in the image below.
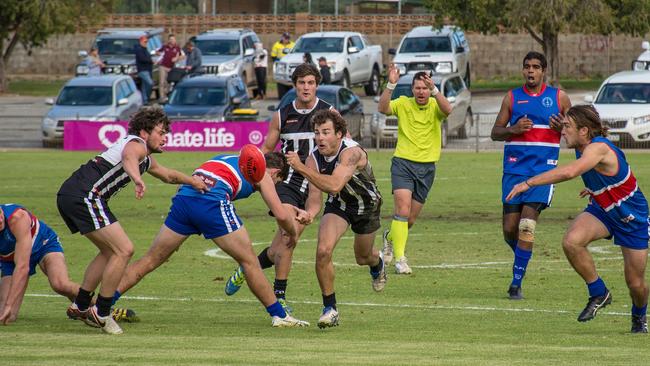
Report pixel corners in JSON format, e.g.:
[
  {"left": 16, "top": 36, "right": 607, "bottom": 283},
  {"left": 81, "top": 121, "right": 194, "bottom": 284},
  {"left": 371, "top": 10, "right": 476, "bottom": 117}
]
[
  {"left": 274, "top": 279, "right": 287, "bottom": 299},
  {"left": 322, "top": 293, "right": 337, "bottom": 310},
  {"left": 75, "top": 287, "right": 93, "bottom": 311},
  {"left": 370, "top": 257, "right": 383, "bottom": 274},
  {"left": 96, "top": 295, "right": 113, "bottom": 318},
  {"left": 258, "top": 247, "right": 274, "bottom": 269}
]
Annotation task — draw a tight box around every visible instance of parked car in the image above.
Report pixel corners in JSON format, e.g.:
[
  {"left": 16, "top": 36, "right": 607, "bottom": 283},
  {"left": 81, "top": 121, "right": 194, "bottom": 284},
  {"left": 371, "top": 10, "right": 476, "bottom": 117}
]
[
  {"left": 390, "top": 26, "right": 471, "bottom": 87},
  {"left": 76, "top": 28, "right": 164, "bottom": 97},
  {"left": 273, "top": 31, "right": 383, "bottom": 98},
  {"left": 163, "top": 74, "right": 252, "bottom": 121},
  {"left": 584, "top": 70, "right": 650, "bottom": 147},
  {"left": 268, "top": 85, "right": 365, "bottom": 140},
  {"left": 632, "top": 41, "right": 650, "bottom": 71},
  {"left": 42, "top": 75, "right": 143, "bottom": 147},
  {"left": 370, "top": 72, "right": 472, "bottom": 148},
  {"left": 193, "top": 28, "right": 259, "bottom": 89}
]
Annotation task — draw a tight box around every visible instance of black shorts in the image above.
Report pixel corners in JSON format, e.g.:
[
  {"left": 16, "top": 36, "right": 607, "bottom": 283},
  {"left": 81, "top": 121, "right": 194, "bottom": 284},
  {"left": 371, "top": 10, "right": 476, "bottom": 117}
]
[
  {"left": 57, "top": 194, "right": 117, "bottom": 235},
  {"left": 275, "top": 181, "right": 308, "bottom": 209},
  {"left": 390, "top": 157, "right": 436, "bottom": 204},
  {"left": 323, "top": 202, "right": 381, "bottom": 235}
]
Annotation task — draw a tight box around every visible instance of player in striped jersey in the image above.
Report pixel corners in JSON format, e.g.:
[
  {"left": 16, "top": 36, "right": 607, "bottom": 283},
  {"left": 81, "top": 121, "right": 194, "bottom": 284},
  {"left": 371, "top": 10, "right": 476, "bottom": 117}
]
[
  {"left": 57, "top": 107, "right": 207, "bottom": 334},
  {"left": 112, "top": 152, "right": 310, "bottom": 327},
  {"left": 491, "top": 52, "right": 572, "bottom": 299},
  {"left": 286, "top": 110, "right": 386, "bottom": 328},
  {"left": 507, "top": 105, "right": 649, "bottom": 333}
]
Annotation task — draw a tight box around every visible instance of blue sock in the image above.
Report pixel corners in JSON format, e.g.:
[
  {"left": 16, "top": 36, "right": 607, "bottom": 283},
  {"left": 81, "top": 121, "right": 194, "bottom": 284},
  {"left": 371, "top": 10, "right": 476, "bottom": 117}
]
[
  {"left": 111, "top": 290, "right": 122, "bottom": 306},
  {"left": 587, "top": 277, "right": 607, "bottom": 298},
  {"left": 505, "top": 239, "right": 517, "bottom": 252},
  {"left": 510, "top": 246, "right": 532, "bottom": 287},
  {"left": 266, "top": 301, "right": 287, "bottom": 318},
  {"left": 632, "top": 304, "right": 647, "bottom": 317}
]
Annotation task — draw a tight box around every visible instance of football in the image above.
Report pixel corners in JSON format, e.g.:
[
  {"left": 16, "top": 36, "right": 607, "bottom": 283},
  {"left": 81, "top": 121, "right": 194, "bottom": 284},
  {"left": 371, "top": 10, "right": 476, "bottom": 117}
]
[{"left": 238, "top": 144, "right": 266, "bottom": 184}]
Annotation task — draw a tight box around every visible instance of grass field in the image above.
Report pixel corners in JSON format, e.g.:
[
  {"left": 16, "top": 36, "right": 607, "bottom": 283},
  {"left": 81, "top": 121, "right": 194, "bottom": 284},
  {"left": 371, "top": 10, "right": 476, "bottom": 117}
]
[{"left": 2, "top": 149, "right": 650, "bottom": 365}]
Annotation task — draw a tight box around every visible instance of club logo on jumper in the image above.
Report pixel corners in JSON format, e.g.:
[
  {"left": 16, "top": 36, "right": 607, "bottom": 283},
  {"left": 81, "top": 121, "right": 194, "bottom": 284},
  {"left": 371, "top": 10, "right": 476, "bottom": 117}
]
[
  {"left": 621, "top": 214, "right": 636, "bottom": 224},
  {"left": 508, "top": 156, "right": 518, "bottom": 163},
  {"left": 547, "top": 159, "right": 558, "bottom": 166},
  {"left": 248, "top": 130, "right": 263, "bottom": 145},
  {"left": 542, "top": 97, "right": 554, "bottom": 108},
  {"left": 98, "top": 124, "right": 127, "bottom": 147},
  {"left": 516, "top": 100, "right": 529, "bottom": 104}
]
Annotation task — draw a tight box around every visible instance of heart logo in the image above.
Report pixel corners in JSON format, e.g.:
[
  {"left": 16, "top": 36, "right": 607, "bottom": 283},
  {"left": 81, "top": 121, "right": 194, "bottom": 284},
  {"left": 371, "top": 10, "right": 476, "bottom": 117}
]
[
  {"left": 98, "top": 124, "right": 127, "bottom": 147},
  {"left": 248, "top": 130, "right": 263, "bottom": 145}
]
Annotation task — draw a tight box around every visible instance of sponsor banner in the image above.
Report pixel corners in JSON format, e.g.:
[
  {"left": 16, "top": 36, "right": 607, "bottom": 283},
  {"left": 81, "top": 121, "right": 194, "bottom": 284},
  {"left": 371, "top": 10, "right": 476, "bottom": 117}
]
[{"left": 63, "top": 120, "right": 269, "bottom": 151}]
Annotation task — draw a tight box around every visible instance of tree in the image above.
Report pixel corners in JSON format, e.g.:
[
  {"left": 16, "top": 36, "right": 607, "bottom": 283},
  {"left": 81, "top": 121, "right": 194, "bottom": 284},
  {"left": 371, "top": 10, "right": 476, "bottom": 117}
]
[
  {"left": 425, "top": 0, "right": 650, "bottom": 84},
  {"left": 0, "top": 0, "right": 112, "bottom": 93}
]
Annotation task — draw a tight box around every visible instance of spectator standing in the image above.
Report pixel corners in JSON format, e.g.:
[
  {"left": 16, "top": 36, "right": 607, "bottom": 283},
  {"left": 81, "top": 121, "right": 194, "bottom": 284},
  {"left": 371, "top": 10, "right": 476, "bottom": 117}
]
[
  {"left": 318, "top": 56, "right": 331, "bottom": 85},
  {"left": 183, "top": 41, "right": 202, "bottom": 75},
  {"left": 156, "top": 34, "right": 183, "bottom": 103},
  {"left": 253, "top": 42, "right": 268, "bottom": 100},
  {"left": 86, "top": 47, "right": 105, "bottom": 76},
  {"left": 135, "top": 35, "right": 153, "bottom": 104},
  {"left": 271, "top": 32, "right": 295, "bottom": 62}
]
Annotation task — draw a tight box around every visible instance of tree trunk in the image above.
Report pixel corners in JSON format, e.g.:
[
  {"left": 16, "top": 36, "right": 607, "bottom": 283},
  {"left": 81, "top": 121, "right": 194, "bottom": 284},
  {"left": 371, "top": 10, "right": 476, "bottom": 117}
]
[
  {"left": 0, "top": 39, "right": 6, "bottom": 93},
  {"left": 541, "top": 30, "right": 560, "bottom": 86}
]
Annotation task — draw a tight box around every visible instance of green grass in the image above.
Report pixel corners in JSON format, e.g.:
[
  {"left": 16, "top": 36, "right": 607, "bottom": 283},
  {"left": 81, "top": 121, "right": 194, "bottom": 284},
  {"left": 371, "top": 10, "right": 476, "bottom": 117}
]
[
  {"left": 471, "top": 77, "right": 604, "bottom": 92},
  {"left": 7, "top": 80, "right": 66, "bottom": 97},
  {"left": 2, "top": 150, "right": 650, "bottom": 365}
]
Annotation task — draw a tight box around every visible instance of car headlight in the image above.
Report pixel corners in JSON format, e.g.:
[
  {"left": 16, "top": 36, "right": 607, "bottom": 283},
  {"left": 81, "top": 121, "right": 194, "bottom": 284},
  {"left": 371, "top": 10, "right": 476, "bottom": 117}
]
[
  {"left": 395, "top": 63, "right": 407, "bottom": 75},
  {"left": 43, "top": 117, "right": 57, "bottom": 127},
  {"left": 435, "top": 62, "right": 453, "bottom": 73},
  {"left": 274, "top": 62, "right": 287, "bottom": 74},
  {"left": 76, "top": 65, "right": 89, "bottom": 75},
  {"left": 127, "top": 65, "right": 137, "bottom": 74},
  {"left": 633, "top": 115, "right": 650, "bottom": 125},
  {"left": 632, "top": 61, "right": 648, "bottom": 71},
  {"left": 220, "top": 61, "right": 237, "bottom": 73}
]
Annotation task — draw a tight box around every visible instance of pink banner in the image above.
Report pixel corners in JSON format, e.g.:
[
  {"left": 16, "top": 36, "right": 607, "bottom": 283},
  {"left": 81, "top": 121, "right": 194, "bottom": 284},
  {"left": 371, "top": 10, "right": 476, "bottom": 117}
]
[{"left": 63, "top": 120, "right": 269, "bottom": 151}]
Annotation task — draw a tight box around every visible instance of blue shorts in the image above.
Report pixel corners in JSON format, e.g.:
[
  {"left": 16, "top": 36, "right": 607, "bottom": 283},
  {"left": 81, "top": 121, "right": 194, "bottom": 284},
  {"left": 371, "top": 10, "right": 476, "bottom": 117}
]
[
  {"left": 585, "top": 204, "right": 649, "bottom": 250},
  {"left": 0, "top": 237, "right": 64, "bottom": 277},
  {"left": 165, "top": 195, "right": 243, "bottom": 239},
  {"left": 502, "top": 173, "right": 554, "bottom": 206}
]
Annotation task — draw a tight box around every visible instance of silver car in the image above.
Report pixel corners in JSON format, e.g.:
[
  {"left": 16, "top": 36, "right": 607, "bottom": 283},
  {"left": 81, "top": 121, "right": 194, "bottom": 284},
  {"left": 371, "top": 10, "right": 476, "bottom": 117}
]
[
  {"left": 371, "top": 72, "right": 472, "bottom": 148},
  {"left": 42, "top": 75, "right": 142, "bottom": 147}
]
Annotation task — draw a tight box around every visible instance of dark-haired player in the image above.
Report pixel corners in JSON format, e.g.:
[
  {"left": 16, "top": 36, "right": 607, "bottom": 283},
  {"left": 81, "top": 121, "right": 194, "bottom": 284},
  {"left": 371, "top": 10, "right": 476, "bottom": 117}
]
[
  {"left": 57, "top": 107, "right": 207, "bottom": 334},
  {"left": 491, "top": 51, "right": 571, "bottom": 299},
  {"left": 224, "top": 63, "right": 334, "bottom": 315},
  {"left": 286, "top": 109, "right": 386, "bottom": 328},
  {"left": 507, "top": 105, "right": 648, "bottom": 333},
  {"left": 113, "top": 152, "right": 310, "bottom": 327}
]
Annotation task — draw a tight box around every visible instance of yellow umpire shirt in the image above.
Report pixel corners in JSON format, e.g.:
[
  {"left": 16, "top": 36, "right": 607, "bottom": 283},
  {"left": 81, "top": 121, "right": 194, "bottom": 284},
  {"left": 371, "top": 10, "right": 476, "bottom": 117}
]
[
  {"left": 389, "top": 96, "right": 448, "bottom": 163},
  {"left": 271, "top": 41, "right": 295, "bottom": 60}
]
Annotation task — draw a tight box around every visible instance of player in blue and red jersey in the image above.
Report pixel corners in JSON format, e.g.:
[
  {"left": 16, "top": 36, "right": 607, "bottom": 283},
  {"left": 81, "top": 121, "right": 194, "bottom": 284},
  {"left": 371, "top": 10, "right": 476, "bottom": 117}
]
[
  {"left": 491, "top": 52, "right": 572, "bottom": 299},
  {"left": 507, "top": 105, "right": 649, "bottom": 333},
  {"left": 112, "top": 152, "right": 311, "bottom": 327}
]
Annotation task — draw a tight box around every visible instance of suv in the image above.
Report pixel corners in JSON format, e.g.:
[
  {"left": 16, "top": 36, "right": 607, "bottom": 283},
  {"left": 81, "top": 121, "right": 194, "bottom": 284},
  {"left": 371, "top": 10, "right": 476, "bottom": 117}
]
[
  {"left": 163, "top": 74, "right": 252, "bottom": 121},
  {"left": 193, "top": 28, "right": 259, "bottom": 89},
  {"left": 390, "top": 26, "right": 471, "bottom": 87},
  {"left": 371, "top": 72, "right": 472, "bottom": 148},
  {"left": 76, "top": 28, "right": 164, "bottom": 91},
  {"left": 42, "top": 75, "right": 143, "bottom": 147},
  {"left": 584, "top": 70, "right": 650, "bottom": 147}
]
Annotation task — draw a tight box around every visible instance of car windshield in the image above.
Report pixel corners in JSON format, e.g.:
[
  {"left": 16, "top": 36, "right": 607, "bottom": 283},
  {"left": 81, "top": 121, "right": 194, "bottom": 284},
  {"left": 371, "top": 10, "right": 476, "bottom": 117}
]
[
  {"left": 169, "top": 87, "right": 226, "bottom": 106},
  {"left": 595, "top": 83, "right": 650, "bottom": 104},
  {"left": 399, "top": 37, "right": 451, "bottom": 53},
  {"left": 277, "top": 89, "right": 336, "bottom": 110},
  {"left": 195, "top": 40, "right": 240, "bottom": 56},
  {"left": 57, "top": 86, "right": 112, "bottom": 106},
  {"left": 96, "top": 38, "right": 139, "bottom": 56},
  {"left": 293, "top": 37, "right": 344, "bottom": 53},
  {"left": 391, "top": 83, "right": 441, "bottom": 100}
]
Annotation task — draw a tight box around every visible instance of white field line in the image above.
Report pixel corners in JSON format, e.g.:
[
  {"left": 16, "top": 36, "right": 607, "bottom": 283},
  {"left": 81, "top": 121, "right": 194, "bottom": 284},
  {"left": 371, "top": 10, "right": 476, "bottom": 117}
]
[{"left": 25, "top": 292, "right": 629, "bottom": 318}]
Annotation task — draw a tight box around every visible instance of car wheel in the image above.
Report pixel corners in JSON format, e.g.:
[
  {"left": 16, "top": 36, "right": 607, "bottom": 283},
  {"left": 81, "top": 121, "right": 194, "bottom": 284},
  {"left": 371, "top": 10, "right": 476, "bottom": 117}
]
[
  {"left": 364, "top": 68, "right": 380, "bottom": 96},
  {"left": 441, "top": 121, "right": 448, "bottom": 148},
  {"left": 342, "top": 71, "right": 351, "bottom": 89},
  {"left": 277, "top": 83, "right": 291, "bottom": 99},
  {"left": 458, "top": 109, "right": 473, "bottom": 139}
]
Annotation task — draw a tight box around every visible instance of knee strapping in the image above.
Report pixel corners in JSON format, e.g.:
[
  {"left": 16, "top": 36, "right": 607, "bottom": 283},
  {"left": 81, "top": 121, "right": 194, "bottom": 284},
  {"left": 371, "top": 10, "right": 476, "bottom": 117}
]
[{"left": 518, "top": 218, "right": 536, "bottom": 243}]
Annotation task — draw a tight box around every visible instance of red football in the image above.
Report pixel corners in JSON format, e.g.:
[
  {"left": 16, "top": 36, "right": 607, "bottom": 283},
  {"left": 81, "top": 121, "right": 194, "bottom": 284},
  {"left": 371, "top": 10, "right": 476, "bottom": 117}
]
[{"left": 238, "top": 144, "right": 266, "bottom": 184}]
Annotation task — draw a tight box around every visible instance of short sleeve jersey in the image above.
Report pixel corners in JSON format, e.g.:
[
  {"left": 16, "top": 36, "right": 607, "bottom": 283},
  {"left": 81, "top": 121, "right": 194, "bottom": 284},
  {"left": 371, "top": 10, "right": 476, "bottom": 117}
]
[{"left": 389, "top": 96, "right": 447, "bottom": 163}]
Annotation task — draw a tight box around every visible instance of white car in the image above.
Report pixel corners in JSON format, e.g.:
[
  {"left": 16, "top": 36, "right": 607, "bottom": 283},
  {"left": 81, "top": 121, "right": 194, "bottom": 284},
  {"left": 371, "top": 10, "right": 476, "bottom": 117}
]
[
  {"left": 389, "top": 25, "right": 471, "bottom": 87},
  {"left": 632, "top": 41, "right": 650, "bottom": 71},
  {"left": 585, "top": 70, "right": 650, "bottom": 147}
]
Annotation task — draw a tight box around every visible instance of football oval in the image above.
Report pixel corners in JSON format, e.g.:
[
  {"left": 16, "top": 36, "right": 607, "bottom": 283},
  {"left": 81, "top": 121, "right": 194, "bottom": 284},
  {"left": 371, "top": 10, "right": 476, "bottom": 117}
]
[{"left": 238, "top": 144, "right": 266, "bottom": 184}]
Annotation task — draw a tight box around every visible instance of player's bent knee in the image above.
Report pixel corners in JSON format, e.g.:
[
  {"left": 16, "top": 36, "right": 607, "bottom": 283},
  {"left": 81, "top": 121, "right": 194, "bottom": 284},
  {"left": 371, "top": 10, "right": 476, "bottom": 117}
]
[
  {"left": 316, "top": 247, "right": 333, "bottom": 264},
  {"left": 518, "top": 218, "right": 536, "bottom": 243}
]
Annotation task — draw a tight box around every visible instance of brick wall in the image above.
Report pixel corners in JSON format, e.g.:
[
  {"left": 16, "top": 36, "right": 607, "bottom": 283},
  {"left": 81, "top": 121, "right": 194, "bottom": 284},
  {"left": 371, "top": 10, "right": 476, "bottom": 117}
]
[{"left": 6, "top": 14, "right": 648, "bottom": 80}]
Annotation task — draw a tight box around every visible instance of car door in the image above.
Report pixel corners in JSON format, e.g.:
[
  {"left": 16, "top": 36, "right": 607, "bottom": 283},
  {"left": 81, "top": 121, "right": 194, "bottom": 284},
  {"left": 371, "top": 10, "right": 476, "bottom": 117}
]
[
  {"left": 349, "top": 35, "right": 369, "bottom": 83},
  {"left": 114, "top": 80, "right": 129, "bottom": 119},
  {"left": 242, "top": 35, "right": 256, "bottom": 87},
  {"left": 345, "top": 37, "right": 363, "bottom": 84},
  {"left": 338, "top": 87, "right": 363, "bottom": 140},
  {"left": 442, "top": 76, "right": 465, "bottom": 132}
]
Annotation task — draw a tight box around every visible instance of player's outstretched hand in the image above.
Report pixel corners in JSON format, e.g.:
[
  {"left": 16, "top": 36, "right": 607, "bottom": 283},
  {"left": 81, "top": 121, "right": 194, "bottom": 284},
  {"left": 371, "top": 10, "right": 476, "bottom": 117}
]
[
  {"left": 549, "top": 113, "right": 564, "bottom": 132},
  {"left": 506, "top": 181, "right": 530, "bottom": 202},
  {"left": 0, "top": 306, "right": 16, "bottom": 325},
  {"left": 134, "top": 179, "right": 146, "bottom": 199},
  {"left": 285, "top": 151, "right": 303, "bottom": 170},
  {"left": 295, "top": 209, "right": 313, "bottom": 225},
  {"left": 191, "top": 175, "right": 208, "bottom": 193}
]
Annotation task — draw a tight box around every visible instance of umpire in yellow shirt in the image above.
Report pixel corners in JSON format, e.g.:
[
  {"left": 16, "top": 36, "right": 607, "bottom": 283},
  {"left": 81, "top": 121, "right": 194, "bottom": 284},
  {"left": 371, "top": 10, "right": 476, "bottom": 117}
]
[
  {"left": 271, "top": 32, "right": 295, "bottom": 62},
  {"left": 377, "top": 64, "right": 453, "bottom": 274}
]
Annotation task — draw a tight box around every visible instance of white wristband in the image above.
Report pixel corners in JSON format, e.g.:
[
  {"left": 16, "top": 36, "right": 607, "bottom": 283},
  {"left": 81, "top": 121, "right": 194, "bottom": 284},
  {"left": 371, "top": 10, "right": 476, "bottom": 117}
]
[
  {"left": 430, "top": 85, "right": 439, "bottom": 96},
  {"left": 386, "top": 82, "right": 397, "bottom": 90}
]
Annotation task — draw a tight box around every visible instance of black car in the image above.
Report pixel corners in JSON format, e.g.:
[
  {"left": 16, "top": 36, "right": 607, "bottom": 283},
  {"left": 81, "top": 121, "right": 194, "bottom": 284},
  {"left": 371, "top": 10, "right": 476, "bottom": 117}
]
[
  {"left": 163, "top": 74, "right": 252, "bottom": 121},
  {"left": 270, "top": 85, "right": 365, "bottom": 140}
]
